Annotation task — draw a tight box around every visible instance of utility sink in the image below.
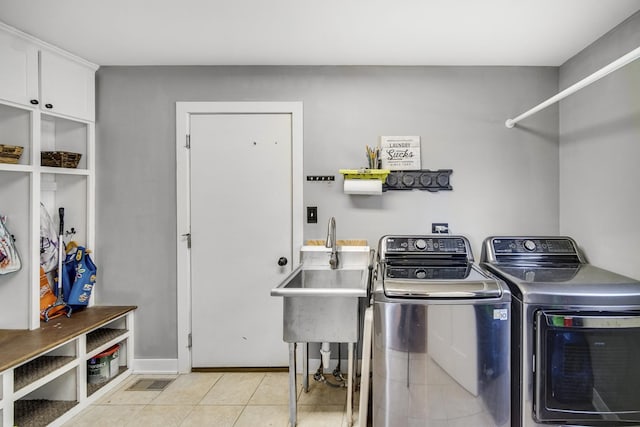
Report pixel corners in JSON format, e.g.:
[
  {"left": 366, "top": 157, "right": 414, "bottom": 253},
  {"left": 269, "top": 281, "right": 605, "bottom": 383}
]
[
  {"left": 271, "top": 242, "right": 372, "bottom": 427},
  {"left": 271, "top": 246, "right": 372, "bottom": 343},
  {"left": 271, "top": 268, "right": 367, "bottom": 297}
]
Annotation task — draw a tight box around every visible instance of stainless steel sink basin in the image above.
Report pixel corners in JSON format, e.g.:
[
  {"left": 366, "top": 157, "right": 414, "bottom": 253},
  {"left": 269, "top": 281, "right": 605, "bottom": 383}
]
[
  {"left": 299, "top": 245, "right": 371, "bottom": 269},
  {"left": 271, "top": 266, "right": 369, "bottom": 343},
  {"left": 271, "top": 268, "right": 367, "bottom": 297}
]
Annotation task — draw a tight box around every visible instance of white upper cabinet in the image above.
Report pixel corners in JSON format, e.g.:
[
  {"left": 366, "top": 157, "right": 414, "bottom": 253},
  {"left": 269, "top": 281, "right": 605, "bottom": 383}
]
[
  {"left": 40, "top": 50, "right": 96, "bottom": 121},
  {"left": 0, "top": 23, "right": 97, "bottom": 122},
  {"left": 0, "top": 28, "right": 39, "bottom": 106}
]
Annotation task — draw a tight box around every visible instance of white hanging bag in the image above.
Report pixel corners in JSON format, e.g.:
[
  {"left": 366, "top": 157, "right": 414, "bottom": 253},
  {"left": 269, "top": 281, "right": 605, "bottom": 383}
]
[
  {"left": 0, "top": 215, "right": 21, "bottom": 275},
  {"left": 40, "top": 203, "right": 59, "bottom": 272}
]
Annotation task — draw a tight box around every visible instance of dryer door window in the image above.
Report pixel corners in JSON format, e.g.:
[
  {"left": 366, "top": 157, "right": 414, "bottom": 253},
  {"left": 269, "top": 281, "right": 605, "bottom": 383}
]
[{"left": 534, "top": 311, "right": 640, "bottom": 424}]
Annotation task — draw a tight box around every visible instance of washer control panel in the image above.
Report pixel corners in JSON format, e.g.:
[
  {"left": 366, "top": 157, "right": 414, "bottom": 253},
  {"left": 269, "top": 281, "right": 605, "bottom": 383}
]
[
  {"left": 386, "top": 266, "right": 471, "bottom": 280},
  {"left": 382, "top": 236, "right": 468, "bottom": 254},
  {"left": 492, "top": 238, "right": 577, "bottom": 255}
]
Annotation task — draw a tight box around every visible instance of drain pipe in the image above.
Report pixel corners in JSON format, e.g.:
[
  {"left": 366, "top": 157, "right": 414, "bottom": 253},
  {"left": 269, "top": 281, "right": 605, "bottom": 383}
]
[
  {"left": 314, "top": 347, "right": 346, "bottom": 389},
  {"left": 320, "top": 342, "right": 331, "bottom": 371}
]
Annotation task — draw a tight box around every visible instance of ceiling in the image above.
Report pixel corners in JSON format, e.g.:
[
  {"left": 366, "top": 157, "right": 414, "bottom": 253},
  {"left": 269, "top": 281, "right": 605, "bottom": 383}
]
[{"left": 1, "top": 0, "right": 639, "bottom": 67}]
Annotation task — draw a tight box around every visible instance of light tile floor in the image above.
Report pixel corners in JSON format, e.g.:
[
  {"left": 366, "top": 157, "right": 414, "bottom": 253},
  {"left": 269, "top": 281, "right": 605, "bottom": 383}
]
[{"left": 64, "top": 372, "right": 363, "bottom": 427}]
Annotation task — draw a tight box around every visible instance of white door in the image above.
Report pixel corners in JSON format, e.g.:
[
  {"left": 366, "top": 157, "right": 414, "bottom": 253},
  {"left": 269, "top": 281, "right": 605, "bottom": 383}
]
[{"left": 189, "top": 113, "right": 293, "bottom": 367}]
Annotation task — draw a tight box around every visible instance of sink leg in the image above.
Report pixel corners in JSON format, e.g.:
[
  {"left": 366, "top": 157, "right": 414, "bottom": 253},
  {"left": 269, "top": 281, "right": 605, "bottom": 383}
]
[
  {"left": 288, "top": 342, "right": 297, "bottom": 427},
  {"left": 303, "top": 342, "right": 309, "bottom": 392},
  {"left": 347, "top": 342, "right": 354, "bottom": 427}
]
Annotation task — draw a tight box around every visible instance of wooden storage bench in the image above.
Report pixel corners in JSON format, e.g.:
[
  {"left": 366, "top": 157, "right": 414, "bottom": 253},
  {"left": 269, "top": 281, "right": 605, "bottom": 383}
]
[{"left": 0, "top": 306, "right": 136, "bottom": 427}]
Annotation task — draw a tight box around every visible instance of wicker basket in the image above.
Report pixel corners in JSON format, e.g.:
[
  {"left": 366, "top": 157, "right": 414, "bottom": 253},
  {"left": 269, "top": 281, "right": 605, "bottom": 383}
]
[
  {"left": 0, "top": 145, "right": 24, "bottom": 164},
  {"left": 41, "top": 151, "right": 82, "bottom": 168}
]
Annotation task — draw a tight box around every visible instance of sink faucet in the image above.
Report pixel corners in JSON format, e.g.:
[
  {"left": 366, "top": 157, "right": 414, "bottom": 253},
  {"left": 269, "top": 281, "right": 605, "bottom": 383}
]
[{"left": 326, "top": 216, "right": 339, "bottom": 269}]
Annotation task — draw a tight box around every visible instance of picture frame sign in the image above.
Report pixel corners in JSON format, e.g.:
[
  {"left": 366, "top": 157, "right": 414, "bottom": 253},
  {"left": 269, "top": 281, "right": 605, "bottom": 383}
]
[{"left": 380, "top": 136, "right": 421, "bottom": 170}]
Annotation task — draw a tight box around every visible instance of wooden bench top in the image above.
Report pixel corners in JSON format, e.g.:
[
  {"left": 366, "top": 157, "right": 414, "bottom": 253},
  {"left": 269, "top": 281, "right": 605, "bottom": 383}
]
[{"left": 0, "top": 305, "right": 136, "bottom": 372}]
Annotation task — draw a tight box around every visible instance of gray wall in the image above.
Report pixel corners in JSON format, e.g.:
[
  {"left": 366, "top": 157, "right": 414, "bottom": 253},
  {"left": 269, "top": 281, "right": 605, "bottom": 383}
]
[
  {"left": 559, "top": 11, "right": 640, "bottom": 280},
  {"left": 96, "top": 66, "right": 559, "bottom": 359}
]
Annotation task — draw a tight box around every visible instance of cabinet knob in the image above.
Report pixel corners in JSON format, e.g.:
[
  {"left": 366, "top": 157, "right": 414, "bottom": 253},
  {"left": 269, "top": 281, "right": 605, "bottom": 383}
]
[
  {"left": 30, "top": 99, "right": 39, "bottom": 105},
  {"left": 277, "top": 257, "right": 288, "bottom": 266},
  {"left": 45, "top": 103, "right": 53, "bottom": 109}
]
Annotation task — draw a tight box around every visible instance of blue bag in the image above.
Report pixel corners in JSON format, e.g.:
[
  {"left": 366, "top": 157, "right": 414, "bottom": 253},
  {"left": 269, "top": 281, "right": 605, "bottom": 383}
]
[{"left": 62, "top": 244, "right": 96, "bottom": 309}]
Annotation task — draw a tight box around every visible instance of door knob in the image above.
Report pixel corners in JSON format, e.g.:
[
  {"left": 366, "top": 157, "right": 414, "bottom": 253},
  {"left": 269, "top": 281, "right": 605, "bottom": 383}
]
[{"left": 277, "top": 257, "right": 288, "bottom": 266}]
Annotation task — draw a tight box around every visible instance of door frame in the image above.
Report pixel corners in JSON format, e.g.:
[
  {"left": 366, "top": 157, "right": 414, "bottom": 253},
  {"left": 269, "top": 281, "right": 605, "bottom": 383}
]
[{"left": 175, "top": 102, "right": 303, "bottom": 373}]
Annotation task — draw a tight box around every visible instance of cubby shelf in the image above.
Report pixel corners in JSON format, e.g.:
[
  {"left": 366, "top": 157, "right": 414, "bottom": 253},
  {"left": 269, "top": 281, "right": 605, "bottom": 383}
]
[
  {"left": 14, "top": 356, "right": 77, "bottom": 394},
  {"left": 14, "top": 398, "right": 79, "bottom": 427},
  {"left": 86, "top": 328, "right": 129, "bottom": 354},
  {"left": 0, "top": 21, "right": 97, "bottom": 332},
  {"left": 0, "top": 21, "right": 122, "bottom": 427},
  {"left": 0, "top": 306, "right": 136, "bottom": 427}
]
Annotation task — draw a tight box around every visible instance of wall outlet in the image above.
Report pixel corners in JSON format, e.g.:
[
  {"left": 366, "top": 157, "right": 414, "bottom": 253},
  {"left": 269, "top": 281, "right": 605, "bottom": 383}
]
[
  {"left": 432, "top": 223, "right": 449, "bottom": 234},
  {"left": 307, "top": 206, "right": 318, "bottom": 223}
]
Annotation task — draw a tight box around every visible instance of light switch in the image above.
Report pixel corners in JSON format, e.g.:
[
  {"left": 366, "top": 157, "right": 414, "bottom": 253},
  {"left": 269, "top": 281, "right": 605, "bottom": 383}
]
[{"left": 307, "top": 206, "right": 318, "bottom": 223}]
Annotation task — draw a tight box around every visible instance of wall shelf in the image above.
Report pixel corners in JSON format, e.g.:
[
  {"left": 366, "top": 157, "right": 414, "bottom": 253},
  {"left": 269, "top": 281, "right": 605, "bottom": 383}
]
[
  {"left": 339, "top": 169, "right": 452, "bottom": 194},
  {"left": 339, "top": 169, "right": 391, "bottom": 180},
  {"left": 383, "top": 169, "right": 453, "bottom": 192}
]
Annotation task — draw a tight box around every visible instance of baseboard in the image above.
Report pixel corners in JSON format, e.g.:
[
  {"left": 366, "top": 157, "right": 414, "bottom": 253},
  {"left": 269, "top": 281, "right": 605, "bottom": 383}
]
[{"left": 132, "top": 358, "right": 179, "bottom": 374}]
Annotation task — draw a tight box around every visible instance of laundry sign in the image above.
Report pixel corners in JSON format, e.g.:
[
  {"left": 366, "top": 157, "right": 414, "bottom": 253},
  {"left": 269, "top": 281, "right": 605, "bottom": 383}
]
[{"left": 380, "top": 136, "right": 421, "bottom": 170}]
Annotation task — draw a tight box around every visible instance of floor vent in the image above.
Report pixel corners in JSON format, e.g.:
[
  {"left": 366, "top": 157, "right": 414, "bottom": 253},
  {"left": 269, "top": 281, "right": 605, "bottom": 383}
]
[{"left": 127, "top": 378, "right": 175, "bottom": 391}]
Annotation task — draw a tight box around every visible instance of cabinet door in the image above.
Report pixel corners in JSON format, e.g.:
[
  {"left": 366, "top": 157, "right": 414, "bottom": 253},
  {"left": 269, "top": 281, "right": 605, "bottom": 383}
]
[
  {"left": 40, "top": 50, "right": 95, "bottom": 121},
  {"left": 0, "top": 29, "right": 39, "bottom": 106}
]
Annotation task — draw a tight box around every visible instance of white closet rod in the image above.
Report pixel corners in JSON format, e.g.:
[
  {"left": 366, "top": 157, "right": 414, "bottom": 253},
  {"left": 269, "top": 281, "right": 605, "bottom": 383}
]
[{"left": 505, "top": 45, "right": 640, "bottom": 128}]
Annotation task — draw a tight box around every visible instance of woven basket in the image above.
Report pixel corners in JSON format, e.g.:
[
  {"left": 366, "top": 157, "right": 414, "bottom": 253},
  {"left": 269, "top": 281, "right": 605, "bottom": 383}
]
[
  {"left": 0, "top": 144, "right": 24, "bottom": 164},
  {"left": 41, "top": 151, "right": 82, "bottom": 168}
]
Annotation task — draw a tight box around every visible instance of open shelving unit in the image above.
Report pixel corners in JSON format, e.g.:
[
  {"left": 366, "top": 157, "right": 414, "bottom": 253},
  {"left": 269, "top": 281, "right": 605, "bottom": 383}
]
[
  {"left": 0, "top": 81, "right": 95, "bottom": 331},
  {"left": 0, "top": 21, "right": 137, "bottom": 427}
]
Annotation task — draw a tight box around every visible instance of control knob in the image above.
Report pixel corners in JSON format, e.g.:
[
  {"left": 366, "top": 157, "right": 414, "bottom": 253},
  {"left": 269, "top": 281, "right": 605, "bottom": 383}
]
[
  {"left": 414, "top": 239, "right": 427, "bottom": 250},
  {"left": 523, "top": 240, "right": 537, "bottom": 252},
  {"left": 415, "top": 269, "right": 427, "bottom": 279}
]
